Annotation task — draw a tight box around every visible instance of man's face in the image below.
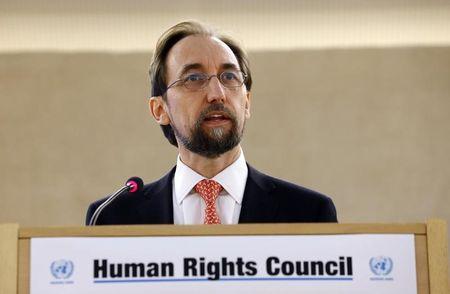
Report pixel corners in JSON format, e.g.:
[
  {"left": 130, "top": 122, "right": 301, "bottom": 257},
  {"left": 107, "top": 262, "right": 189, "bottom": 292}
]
[{"left": 157, "top": 35, "right": 251, "bottom": 158}]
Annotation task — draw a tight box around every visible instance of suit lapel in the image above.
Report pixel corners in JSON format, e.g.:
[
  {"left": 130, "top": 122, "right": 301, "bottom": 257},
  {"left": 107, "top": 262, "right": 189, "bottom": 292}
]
[
  {"left": 137, "top": 167, "right": 175, "bottom": 224},
  {"left": 239, "top": 165, "right": 279, "bottom": 223},
  {"left": 133, "top": 165, "right": 278, "bottom": 224}
]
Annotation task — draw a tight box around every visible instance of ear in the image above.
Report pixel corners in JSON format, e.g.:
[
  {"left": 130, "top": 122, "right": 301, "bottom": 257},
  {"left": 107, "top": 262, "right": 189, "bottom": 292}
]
[
  {"left": 244, "top": 91, "right": 251, "bottom": 119},
  {"left": 149, "top": 96, "right": 171, "bottom": 125}
]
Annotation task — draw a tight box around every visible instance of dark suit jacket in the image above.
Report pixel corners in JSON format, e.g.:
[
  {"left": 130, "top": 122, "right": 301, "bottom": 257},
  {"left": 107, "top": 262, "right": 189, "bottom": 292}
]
[{"left": 86, "top": 165, "right": 337, "bottom": 225}]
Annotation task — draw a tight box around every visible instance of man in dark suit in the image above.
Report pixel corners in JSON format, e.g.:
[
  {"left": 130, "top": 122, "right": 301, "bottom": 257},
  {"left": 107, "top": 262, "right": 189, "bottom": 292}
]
[{"left": 86, "top": 21, "right": 337, "bottom": 225}]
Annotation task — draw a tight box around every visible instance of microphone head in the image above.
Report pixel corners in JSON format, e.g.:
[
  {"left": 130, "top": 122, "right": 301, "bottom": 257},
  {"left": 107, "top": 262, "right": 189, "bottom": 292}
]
[{"left": 125, "top": 177, "right": 144, "bottom": 193}]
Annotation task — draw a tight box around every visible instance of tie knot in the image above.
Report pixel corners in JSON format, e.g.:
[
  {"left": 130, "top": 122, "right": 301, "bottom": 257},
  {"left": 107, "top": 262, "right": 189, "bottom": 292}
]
[{"left": 194, "top": 179, "right": 223, "bottom": 203}]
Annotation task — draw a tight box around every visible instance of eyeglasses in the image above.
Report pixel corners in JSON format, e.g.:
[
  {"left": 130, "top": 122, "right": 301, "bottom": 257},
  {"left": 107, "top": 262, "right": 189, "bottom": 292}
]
[{"left": 165, "top": 70, "right": 247, "bottom": 93}]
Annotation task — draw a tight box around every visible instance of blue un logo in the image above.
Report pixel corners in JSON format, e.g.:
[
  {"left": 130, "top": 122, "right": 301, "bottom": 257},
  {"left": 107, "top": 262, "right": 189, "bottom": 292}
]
[
  {"left": 369, "top": 256, "right": 393, "bottom": 276},
  {"left": 50, "top": 260, "right": 74, "bottom": 279}
]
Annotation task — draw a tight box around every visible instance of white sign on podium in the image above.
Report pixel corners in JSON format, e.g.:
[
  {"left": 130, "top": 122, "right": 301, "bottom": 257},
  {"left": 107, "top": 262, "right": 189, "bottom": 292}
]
[{"left": 30, "top": 234, "right": 417, "bottom": 294}]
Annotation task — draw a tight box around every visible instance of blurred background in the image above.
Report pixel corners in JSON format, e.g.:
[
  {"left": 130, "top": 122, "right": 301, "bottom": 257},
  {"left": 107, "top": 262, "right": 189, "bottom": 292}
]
[{"left": 0, "top": 0, "right": 449, "bottom": 253}]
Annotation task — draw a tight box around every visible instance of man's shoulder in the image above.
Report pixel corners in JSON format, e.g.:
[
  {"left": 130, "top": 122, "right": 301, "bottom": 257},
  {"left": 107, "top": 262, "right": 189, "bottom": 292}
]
[
  {"left": 85, "top": 167, "right": 176, "bottom": 225},
  {"left": 246, "top": 165, "right": 337, "bottom": 222},
  {"left": 248, "top": 165, "right": 331, "bottom": 200},
  {"left": 89, "top": 168, "right": 174, "bottom": 208},
  {"left": 141, "top": 167, "right": 176, "bottom": 197}
]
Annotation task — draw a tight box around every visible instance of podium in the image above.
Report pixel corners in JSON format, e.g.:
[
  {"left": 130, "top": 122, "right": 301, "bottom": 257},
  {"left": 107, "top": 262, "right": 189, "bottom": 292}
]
[{"left": 1, "top": 220, "right": 448, "bottom": 294}]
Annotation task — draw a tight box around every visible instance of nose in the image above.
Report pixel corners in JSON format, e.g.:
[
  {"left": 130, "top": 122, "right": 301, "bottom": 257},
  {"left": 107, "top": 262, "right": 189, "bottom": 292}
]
[{"left": 206, "top": 76, "right": 227, "bottom": 103}]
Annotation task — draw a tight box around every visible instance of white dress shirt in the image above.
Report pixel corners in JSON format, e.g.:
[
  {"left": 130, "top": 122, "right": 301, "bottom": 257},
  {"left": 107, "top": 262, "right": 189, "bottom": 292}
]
[{"left": 172, "top": 150, "right": 248, "bottom": 225}]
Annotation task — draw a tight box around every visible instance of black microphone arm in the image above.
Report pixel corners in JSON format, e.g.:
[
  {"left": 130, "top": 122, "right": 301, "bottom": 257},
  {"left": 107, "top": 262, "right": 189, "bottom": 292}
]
[{"left": 88, "top": 177, "right": 143, "bottom": 226}]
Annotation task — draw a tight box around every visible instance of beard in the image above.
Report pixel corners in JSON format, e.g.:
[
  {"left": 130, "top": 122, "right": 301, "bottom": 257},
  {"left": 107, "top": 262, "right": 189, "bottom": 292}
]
[{"left": 171, "top": 104, "right": 244, "bottom": 159}]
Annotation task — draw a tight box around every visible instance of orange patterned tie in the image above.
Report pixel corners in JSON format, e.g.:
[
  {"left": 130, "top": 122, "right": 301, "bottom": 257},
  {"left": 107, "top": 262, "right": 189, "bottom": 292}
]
[{"left": 194, "top": 179, "right": 223, "bottom": 224}]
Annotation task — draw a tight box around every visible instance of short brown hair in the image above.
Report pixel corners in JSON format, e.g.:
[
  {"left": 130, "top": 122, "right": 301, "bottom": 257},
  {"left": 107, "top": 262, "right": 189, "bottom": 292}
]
[{"left": 149, "top": 21, "right": 252, "bottom": 147}]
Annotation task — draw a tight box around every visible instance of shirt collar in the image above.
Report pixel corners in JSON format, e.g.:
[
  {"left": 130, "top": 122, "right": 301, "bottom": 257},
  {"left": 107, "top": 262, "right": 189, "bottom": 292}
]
[{"left": 174, "top": 149, "right": 248, "bottom": 205}]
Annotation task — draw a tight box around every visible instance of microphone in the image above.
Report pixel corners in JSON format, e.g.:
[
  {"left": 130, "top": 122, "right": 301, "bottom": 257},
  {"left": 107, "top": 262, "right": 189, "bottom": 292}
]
[{"left": 88, "top": 177, "right": 144, "bottom": 226}]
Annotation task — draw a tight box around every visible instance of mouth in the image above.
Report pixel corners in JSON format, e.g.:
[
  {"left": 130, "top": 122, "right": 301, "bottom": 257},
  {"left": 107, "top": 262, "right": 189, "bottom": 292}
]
[{"left": 202, "top": 111, "right": 231, "bottom": 124}]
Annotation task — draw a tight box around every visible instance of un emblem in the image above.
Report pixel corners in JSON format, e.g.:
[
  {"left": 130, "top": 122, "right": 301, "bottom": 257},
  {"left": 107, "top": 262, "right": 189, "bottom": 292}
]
[
  {"left": 50, "top": 259, "right": 74, "bottom": 279},
  {"left": 369, "top": 256, "right": 393, "bottom": 276}
]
